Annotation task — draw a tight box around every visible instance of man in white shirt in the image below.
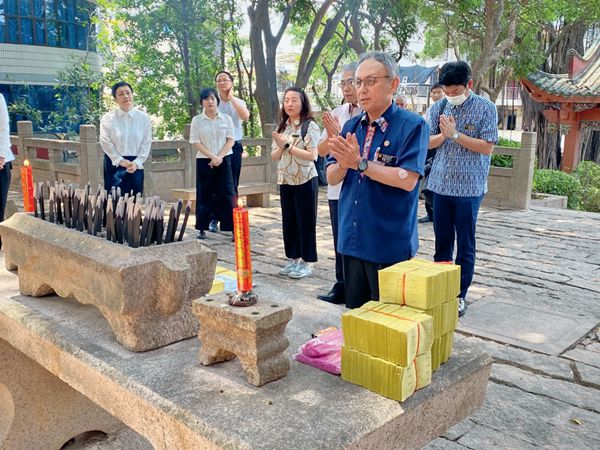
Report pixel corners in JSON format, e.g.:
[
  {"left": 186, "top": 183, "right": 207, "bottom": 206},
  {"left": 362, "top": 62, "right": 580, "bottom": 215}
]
[
  {"left": 100, "top": 81, "right": 152, "bottom": 197},
  {"left": 190, "top": 87, "right": 236, "bottom": 240},
  {"left": 0, "top": 93, "right": 15, "bottom": 249},
  {"left": 316, "top": 62, "right": 362, "bottom": 304}
]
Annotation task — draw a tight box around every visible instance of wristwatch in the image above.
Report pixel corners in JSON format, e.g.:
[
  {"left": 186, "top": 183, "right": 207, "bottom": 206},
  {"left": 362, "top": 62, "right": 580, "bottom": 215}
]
[
  {"left": 357, "top": 158, "right": 368, "bottom": 173},
  {"left": 451, "top": 132, "right": 460, "bottom": 141},
  {"left": 283, "top": 142, "right": 291, "bottom": 150}
]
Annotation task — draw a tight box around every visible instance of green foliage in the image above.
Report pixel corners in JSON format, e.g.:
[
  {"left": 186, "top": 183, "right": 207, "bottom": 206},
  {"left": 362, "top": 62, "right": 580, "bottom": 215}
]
[
  {"left": 574, "top": 161, "right": 600, "bottom": 212},
  {"left": 98, "top": 0, "right": 226, "bottom": 138},
  {"left": 8, "top": 97, "right": 43, "bottom": 129},
  {"left": 497, "top": 137, "right": 521, "bottom": 148},
  {"left": 43, "top": 60, "right": 106, "bottom": 137},
  {"left": 491, "top": 154, "right": 513, "bottom": 168},
  {"left": 533, "top": 169, "right": 582, "bottom": 209}
]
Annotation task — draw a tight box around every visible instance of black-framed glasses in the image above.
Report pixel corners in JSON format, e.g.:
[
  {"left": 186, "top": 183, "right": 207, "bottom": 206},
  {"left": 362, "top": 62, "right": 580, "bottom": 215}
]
[{"left": 353, "top": 76, "right": 391, "bottom": 88}]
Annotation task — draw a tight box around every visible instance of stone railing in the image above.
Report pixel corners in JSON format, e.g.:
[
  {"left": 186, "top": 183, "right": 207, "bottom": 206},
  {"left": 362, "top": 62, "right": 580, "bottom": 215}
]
[
  {"left": 485, "top": 132, "right": 536, "bottom": 210},
  {"left": 9, "top": 121, "right": 276, "bottom": 201},
  {"left": 9, "top": 122, "right": 536, "bottom": 210}
]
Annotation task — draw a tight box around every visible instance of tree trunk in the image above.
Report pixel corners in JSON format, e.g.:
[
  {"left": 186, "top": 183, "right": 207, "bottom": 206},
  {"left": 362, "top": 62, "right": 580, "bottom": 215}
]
[{"left": 580, "top": 129, "right": 600, "bottom": 163}]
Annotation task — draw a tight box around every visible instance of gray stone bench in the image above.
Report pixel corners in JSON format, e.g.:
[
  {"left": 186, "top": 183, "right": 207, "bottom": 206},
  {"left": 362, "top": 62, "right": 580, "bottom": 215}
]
[
  {"left": 0, "top": 259, "right": 492, "bottom": 450},
  {"left": 172, "top": 181, "right": 273, "bottom": 209}
]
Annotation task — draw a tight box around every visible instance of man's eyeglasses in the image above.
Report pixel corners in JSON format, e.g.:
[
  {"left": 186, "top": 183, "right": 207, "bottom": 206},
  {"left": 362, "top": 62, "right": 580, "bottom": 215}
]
[
  {"left": 353, "top": 76, "right": 391, "bottom": 88},
  {"left": 339, "top": 79, "right": 355, "bottom": 88}
]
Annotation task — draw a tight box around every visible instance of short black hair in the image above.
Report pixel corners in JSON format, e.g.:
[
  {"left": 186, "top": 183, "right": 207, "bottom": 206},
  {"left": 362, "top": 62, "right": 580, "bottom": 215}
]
[
  {"left": 111, "top": 81, "right": 133, "bottom": 98},
  {"left": 200, "top": 87, "right": 220, "bottom": 105},
  {"left": 215, "top": 71, "right": 234, "bottom": 82},
  {"left": 438, "top": 61, "right": 472, "bottom": 87},
  {"left": 431, "top": 83, "right": 443, "bottom": 90}
]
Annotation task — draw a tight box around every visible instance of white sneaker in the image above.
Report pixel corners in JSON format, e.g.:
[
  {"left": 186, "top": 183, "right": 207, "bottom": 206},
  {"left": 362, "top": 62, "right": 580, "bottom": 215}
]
[
  {"left": 289, "top": 262, "right": 312, "bottom": 279},
  {"left": 279, "top": 261, "right": 298, "bottom": 275}
]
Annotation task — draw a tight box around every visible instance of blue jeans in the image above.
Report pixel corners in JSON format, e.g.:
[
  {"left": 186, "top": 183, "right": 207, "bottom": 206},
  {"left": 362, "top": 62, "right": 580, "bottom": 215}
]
[{"left": 432, "top": 193, "right": 484, "bottom": 299}]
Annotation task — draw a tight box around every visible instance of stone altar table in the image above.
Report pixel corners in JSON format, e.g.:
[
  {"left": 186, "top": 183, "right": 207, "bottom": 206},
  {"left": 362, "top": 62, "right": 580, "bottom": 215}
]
[{"left": 0, "top": 261, "right": 491, "bottom": 450}]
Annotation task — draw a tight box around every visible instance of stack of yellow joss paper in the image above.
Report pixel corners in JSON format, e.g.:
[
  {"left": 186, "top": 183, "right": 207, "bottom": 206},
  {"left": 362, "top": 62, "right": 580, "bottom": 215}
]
[
  {"left": 378, "top": 259, "right": 460, "bottom": 371},
  {"left": 340, "top": 259, "right": 461, "bottom": 402},
  {"left": 341, "top": 301, "right": 433, "bottom": 401}
]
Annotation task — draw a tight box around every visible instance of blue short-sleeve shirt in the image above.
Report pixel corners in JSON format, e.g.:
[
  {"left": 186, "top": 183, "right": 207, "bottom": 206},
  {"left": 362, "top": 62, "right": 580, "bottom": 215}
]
[
  {"left": 426, "top": 93, "right": 498, "bottom": 197},
  {"left": 327, "top": 103, "right": 429, "bottom": 264}
]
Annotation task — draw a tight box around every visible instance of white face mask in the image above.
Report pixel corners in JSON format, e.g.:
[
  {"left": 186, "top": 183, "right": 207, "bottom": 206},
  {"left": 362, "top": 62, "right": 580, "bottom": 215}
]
[{"left": 446, "top": 90, "right": 468, "bottom": 106}]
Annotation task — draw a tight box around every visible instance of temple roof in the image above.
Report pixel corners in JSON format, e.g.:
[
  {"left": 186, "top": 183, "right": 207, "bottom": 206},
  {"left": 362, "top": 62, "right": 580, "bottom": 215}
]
[{"left": 526, "top": 40, "right": 600, "bottom": 98}]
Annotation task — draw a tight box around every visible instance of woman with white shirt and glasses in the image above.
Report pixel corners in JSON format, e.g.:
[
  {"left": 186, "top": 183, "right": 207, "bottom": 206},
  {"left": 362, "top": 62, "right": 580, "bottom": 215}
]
[
  {"left": 0, "top": 93, "right": 15, "bottom": 249},
  {"left": 189, "top": 88, "right": 236, "bottom": 240},
  {"left": 100, "top": 81, "right": 152, "bottom": 197},
  {"left": 271, "top": 87, "right": 320, "bottom": 279}
]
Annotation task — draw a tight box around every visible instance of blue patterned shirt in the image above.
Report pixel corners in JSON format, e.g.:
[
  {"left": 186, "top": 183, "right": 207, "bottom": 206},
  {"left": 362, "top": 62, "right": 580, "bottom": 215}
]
[{"left": 426, "top": 93, "right": 498, "bottom": 197}]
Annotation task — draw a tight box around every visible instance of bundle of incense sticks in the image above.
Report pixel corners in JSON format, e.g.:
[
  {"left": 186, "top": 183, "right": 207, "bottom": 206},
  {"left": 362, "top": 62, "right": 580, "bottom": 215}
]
[{"left": 30, "top": 182, "right": 192, "bottom": 248}]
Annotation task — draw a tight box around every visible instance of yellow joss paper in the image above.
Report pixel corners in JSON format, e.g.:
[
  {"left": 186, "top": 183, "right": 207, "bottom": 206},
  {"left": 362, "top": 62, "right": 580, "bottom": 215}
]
[
  {"left": 442, "top": 298, "right": 459, "bottom": 335},
  {"left": 341, "top": 346, "right": 417, "bottom": 402},
  {"left": 378, "top": 259, "right": 461, "bottom": 309},
  {"left": 342, "top": 301, "right": 433, "bottom": 366},
  {"left": 415, "top": 351, "right": 432, "bottom": 390}
]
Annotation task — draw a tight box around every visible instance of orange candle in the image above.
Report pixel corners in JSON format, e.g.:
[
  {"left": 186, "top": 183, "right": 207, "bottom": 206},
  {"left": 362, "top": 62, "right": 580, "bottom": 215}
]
[
  {"left": 21, "top": 160, "right": 35, "bottom": 212},
  {"left": 233, "top": 199, "right": 252, "bottom": 292}
]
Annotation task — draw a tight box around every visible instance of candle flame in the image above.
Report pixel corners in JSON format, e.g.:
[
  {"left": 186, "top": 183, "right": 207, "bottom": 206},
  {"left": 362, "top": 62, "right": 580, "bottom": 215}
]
[
  {"left": 24, "top": 159, "right": 30, "bottom": 167},
  {"left": 237, "top": 198, "right": 243, "bottom": 208}
]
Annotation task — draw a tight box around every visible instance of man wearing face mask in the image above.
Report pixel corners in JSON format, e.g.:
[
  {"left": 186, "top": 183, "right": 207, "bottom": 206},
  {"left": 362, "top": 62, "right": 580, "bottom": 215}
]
[{"left": 426, "top": 61, "right": 498, "bottom": 318}]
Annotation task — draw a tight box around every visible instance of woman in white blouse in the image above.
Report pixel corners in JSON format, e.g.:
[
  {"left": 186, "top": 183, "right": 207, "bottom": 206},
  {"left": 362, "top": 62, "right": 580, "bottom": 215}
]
[
  {"left": 271, "top": 87, "right": 320, "bottom": 279},
  {"left": 189, "top": 88, "right": 235, "bottom": 240},
  {"left": 100, "top": 81, "right": 152, "bottom": 197},
  {"left": 0, "top": 93, "right": 15, "bottom": 249}
]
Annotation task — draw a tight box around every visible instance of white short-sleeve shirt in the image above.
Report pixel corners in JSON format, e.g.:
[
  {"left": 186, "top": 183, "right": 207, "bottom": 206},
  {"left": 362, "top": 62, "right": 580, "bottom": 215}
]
[{"left": 189, "top": 111, "right": 234, "bottom": 158}]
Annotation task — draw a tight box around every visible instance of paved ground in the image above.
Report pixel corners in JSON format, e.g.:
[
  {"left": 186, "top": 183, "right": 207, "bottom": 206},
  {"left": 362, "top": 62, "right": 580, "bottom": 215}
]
[
  {"left": 195, "top": 189, "right": 600, "bottom": 450},
  {"left": 4, "top": 188, "right": 600, "bottom": 449}
]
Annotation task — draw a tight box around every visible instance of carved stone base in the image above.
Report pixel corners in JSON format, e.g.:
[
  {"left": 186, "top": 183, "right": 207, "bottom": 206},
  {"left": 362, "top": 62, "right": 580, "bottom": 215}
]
[{"left": 192, "top": 296, "right": 292, "bottom": 387}]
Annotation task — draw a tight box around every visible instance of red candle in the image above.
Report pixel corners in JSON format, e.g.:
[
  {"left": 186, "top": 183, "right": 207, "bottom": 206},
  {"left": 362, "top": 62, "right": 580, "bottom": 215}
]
[
  {"left": 233, "top": 199, "right": 252, "bottom": 292},
  {"left": 21, "top": 159, "right": 35, "bottom": 212}
]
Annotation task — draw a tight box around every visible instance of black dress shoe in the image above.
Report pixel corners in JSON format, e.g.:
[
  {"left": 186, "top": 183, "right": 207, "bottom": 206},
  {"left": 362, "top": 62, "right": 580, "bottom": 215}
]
[
  {"left": 197, "top": 230, "right": 206, "bottom": 240},
  {"left": 418, "top": 215, "right": 433, "bottom": 224},
  {"left": 317, "top": 291, "right": 345, "bottom": 304},
  {"left": 208, "top": 220, "right": 218, "bottom": 232}
]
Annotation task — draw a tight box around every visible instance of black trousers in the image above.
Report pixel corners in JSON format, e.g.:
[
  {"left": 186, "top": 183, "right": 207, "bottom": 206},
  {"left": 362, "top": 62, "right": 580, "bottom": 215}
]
[
  {"left": 423, "top": 189, "right": 434, "bottom": 219},
  {"left": 230, "top": 141, "right": 243, "bottom": 196},
  {"left": 343, "top": 255, "right": 392, "bottom": 309},
  {"left": 0, "top": 162, "right": 11, "bottom": 250},
  {"left": 0, "top": 161, "right": 11, "bottom": 222},
  {"left": 195, "top": 156, "right": 235, "bottom": 232},
  {"left": 103, "top": 155, "right": 144, "bottom": 197},
  {"left": 328, "top": 199, "right": 344, "bottom": 296},
  {"left": 280, "top": 177, "right": 318, "bottom": 262}
]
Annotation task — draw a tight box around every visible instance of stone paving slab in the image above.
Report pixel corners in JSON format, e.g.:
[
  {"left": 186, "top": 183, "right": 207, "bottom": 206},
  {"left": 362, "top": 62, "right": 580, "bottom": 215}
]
[
  {"left": 563, "top": 348, "right": 600, "bottom": 368},
  {"left": 458, "top": 299, "right": 598, "bottom": 355}
]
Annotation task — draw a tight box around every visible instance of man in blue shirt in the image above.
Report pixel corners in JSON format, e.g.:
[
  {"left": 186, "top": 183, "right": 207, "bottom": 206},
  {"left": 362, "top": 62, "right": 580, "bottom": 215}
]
[
  {"left": 327, "top": 51, "right": 429, "bottom": 309},
  {"left": 427, "top": 61, "right": 498, "bottom": 317}
]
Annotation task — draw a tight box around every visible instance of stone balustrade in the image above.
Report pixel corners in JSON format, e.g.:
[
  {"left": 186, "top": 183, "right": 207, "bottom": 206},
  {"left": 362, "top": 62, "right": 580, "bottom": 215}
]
[{"left": 9, "top": 121, "right": 276, "bottom": 202}]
